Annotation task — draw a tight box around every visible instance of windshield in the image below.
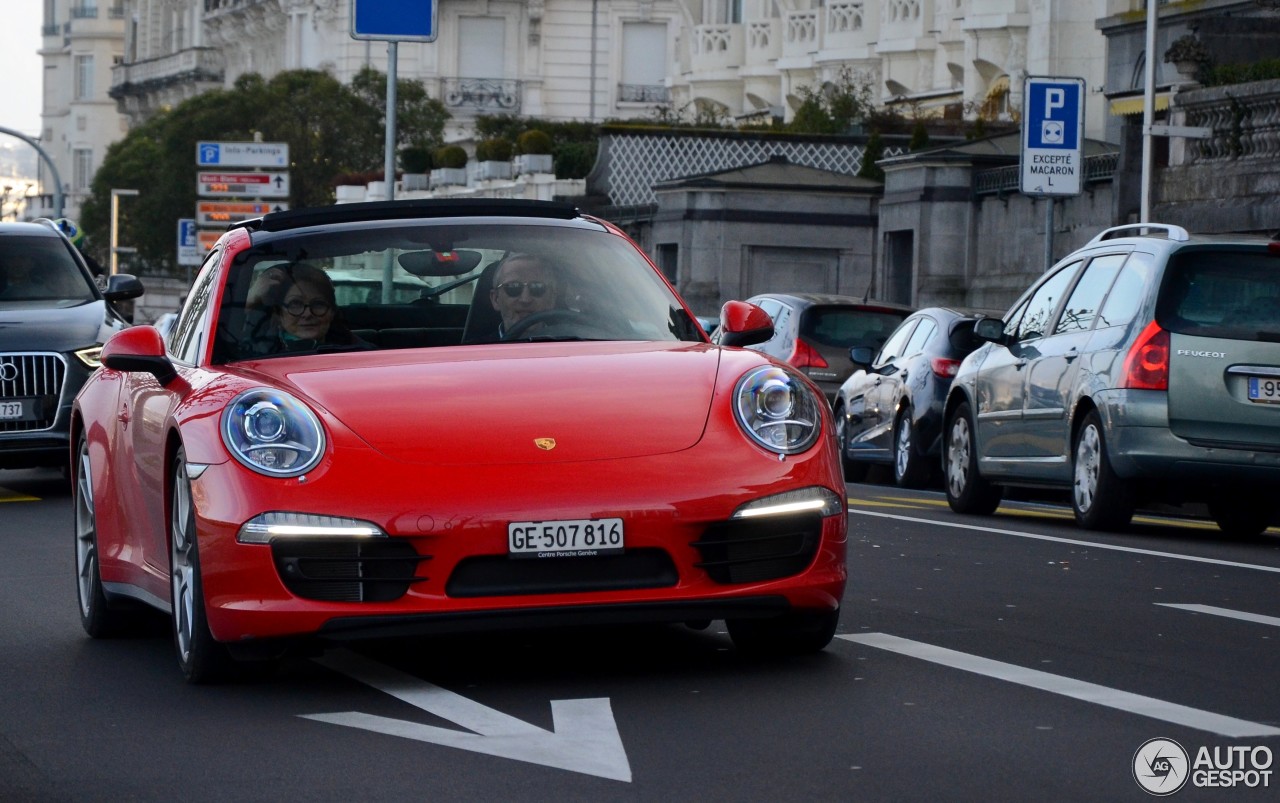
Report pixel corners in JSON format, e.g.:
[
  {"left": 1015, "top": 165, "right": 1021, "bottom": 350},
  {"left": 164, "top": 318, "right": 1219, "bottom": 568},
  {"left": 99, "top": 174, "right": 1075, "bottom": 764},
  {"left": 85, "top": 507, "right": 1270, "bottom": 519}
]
[
  {"left": 212, "top": 220, "right": 703, "bottom": 362},
  {"left": 0, "top": 236, "right": 97, "bottom": 308}
]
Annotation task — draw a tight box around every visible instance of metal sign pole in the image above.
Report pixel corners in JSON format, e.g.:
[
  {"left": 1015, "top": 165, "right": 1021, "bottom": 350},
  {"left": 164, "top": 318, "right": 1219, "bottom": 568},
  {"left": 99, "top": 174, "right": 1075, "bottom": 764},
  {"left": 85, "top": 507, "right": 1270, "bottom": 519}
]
[{"left": 384, "top": 41, "right": 398, "bottom": 202}]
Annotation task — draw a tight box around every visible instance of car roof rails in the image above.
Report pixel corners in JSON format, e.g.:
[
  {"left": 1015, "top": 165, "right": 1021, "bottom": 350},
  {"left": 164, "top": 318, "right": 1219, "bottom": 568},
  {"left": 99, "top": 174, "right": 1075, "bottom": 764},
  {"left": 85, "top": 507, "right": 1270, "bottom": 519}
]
[
  {"left": 1086, "top": 223, "right": 1191, "bottom": 245},
  {"left": 234, "top": 198, "right": 581, "bottom": 234}
]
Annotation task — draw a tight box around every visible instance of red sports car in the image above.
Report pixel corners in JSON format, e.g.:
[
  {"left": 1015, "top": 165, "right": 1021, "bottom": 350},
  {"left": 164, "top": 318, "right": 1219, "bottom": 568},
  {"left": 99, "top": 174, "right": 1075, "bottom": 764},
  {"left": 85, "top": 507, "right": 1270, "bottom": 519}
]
[{"left": 73, "top": 199, "right": 847, "bottom": 682}]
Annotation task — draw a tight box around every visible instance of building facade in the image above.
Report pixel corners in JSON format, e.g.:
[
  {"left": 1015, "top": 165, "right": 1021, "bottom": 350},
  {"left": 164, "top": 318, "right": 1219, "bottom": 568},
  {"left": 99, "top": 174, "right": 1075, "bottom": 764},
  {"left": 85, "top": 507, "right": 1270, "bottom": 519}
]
[
  {"left": 671, "top": 0, "right": 1114, "bottom": 139},
  {"left": 34, "top": 1, "right": 130, "bottom": 221}
]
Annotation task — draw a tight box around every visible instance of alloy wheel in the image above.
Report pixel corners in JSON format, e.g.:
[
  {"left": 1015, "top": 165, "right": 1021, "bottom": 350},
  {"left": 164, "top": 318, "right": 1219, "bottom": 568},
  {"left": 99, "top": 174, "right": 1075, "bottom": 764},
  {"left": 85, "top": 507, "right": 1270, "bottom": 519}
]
[
  {"left": 895, "top": 416, "right": 913, "bottom": 480},
  {"left": 74, "top": 439, "right": 96, "bottom": 617},
  {"left": 1074, "top": 422, "right": 1101, "bottom": 515},
  {"left": 946, "top": 415, "right": 972, "bottom": 499},
  {"left": 171, "top": 453, "right": 197, "bottom": 664}
]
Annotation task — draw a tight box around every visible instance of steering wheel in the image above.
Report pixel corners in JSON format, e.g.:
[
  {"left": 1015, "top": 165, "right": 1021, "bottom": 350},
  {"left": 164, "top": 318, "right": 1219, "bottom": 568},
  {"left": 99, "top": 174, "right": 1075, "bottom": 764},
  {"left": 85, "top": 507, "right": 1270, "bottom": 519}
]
[{"left": 503, "top": 308, "right": 589, "bottom": 339}]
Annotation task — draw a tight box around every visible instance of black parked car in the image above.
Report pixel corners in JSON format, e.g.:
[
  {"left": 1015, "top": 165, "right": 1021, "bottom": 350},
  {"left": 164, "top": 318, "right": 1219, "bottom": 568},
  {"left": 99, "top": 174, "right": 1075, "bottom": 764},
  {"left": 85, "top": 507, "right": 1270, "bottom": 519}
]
[
  {"left": 0, "top": 220, "right": 143, "bottom": 470},
  {"left": 833, "top": 307, "right": 991, "bottom": 487},
  {"left": 734, "top": 293, "right": 914, "bottom": 405}
]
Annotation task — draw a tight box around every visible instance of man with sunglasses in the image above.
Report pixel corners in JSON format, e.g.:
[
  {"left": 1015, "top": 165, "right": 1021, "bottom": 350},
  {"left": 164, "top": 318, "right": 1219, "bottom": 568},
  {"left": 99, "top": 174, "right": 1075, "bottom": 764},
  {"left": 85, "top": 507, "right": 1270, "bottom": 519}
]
[{"left": 489, "top": 253, "right": 559, "bottom": 338}]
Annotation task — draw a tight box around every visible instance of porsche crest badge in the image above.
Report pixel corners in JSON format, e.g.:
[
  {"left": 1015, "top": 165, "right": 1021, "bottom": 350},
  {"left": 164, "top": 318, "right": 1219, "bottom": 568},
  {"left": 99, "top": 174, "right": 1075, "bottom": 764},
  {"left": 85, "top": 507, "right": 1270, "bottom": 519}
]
[{"left": 534, "top": 438, "right": 557, "bottom": 451}]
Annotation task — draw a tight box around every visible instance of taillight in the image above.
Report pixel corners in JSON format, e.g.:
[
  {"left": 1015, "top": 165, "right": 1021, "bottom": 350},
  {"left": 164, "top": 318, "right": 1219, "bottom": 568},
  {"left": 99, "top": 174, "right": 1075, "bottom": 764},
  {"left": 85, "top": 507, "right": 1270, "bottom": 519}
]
[
  {"left": 788, "top": 339, "right": 829, "bottom": 369},
  {"left": 931, "top": 357, "right": 961, "bottom": 378},
  {"left": 1120, "top": 320, "right": 1169, "bottom": 390}
]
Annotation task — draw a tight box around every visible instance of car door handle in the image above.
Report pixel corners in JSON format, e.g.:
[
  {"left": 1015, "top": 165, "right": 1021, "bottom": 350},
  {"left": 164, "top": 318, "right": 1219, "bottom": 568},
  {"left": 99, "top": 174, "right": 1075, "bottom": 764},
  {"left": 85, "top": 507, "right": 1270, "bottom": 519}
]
[
  {"left": 1014, "top": 359, "right": 1028, "bottom": 370},
  {"left": 1064, "top": 348, "right": 1079, "bottom": 363}
]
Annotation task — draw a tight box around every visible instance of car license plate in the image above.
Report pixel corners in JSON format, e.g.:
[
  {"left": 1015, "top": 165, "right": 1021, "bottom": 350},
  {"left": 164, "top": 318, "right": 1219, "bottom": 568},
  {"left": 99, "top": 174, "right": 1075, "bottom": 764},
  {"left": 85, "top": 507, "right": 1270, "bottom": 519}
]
[
  {"left": 0, "top": 400, "right": 31, "bottom": 421},
  {"left": 508, "top": 518, "right": 624, "bottom": 558},
  {"left": 1247, "top": 377, "right": 1280, "bottom": 404}
]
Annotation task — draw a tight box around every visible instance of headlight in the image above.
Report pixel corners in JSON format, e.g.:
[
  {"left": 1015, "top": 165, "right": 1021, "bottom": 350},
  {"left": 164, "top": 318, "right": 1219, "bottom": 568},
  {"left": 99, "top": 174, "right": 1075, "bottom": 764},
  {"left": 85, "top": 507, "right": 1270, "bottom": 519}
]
[
  {"left": 74, "top": 346, "right": 103, "bottom": 368},
  {"left": 221, "top": 388, "right": 325, "bottom": 477},
  {"left": 237, "top": 511, "right": 383, "bottom": 544},
  {"left": 733, "top": 486, "right": 844, "bottom": 519},
  {"left": 733, "top": 366, "right": 822, "bottom": 454}
]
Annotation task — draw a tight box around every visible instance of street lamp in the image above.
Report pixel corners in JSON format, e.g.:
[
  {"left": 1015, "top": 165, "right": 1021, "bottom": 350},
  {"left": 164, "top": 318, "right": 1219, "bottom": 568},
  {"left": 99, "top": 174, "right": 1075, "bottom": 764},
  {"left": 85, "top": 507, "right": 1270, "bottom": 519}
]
[{"left": 109, "top": 188, "right": 140, "bottom": 275}]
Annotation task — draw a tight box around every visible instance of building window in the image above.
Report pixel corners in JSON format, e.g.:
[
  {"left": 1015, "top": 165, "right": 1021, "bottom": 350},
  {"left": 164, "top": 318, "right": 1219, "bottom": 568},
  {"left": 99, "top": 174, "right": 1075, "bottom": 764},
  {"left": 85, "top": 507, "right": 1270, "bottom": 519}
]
[
  {"left": 73, "top": 149, "right": 94, "bottom": 192},
  {"left": 75, "top": 55, "right": 94, "bottom": 100},
  {"left": 619, "top": 23, "right": 669, "bottom": 104}
]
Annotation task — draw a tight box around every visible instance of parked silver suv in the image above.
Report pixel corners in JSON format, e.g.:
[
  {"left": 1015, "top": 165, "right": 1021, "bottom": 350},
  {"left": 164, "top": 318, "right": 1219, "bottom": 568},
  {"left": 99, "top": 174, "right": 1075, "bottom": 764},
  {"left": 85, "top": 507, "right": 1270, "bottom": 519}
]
[{"left": 942, "top": 223, "right": 1280, "bottom": 535}]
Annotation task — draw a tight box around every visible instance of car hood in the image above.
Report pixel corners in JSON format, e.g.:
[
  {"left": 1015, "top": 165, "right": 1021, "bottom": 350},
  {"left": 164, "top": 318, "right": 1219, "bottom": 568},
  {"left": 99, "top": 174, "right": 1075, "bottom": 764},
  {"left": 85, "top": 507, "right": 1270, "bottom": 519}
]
[
  {"left": 248, "top": 342, "right": 722, "bottom": 465},
  {"left": 0, "top": 300, "right": 121, "bottom": 352}
]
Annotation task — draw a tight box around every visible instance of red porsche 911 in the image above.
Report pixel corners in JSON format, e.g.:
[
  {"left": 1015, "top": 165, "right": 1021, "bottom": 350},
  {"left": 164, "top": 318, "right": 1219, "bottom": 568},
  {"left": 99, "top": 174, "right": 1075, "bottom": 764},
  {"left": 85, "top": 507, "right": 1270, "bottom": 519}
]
[{"left": 72, "top": 199, "right": 847, "bottom": 682}]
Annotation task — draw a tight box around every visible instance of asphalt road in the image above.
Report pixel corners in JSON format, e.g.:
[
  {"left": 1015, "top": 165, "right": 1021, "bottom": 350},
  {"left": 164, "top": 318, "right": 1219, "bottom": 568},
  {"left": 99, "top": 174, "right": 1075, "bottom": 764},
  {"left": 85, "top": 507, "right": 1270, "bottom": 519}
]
[{"left": 2, "top": 466, "right": 1278, "bottom": 801}]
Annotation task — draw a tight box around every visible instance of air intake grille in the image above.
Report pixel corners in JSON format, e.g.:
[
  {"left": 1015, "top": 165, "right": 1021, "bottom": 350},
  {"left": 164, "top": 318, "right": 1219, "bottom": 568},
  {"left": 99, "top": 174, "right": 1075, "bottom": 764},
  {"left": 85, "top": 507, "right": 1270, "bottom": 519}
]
[
  {"left": 691, "top": 512, "right": 822, "bottom": 584},
  {"left": 271, "top": 539, "right": 428, "bottom": 602},
  {"left": 0, "top": 353, "right": 66, "bottom": 433}
]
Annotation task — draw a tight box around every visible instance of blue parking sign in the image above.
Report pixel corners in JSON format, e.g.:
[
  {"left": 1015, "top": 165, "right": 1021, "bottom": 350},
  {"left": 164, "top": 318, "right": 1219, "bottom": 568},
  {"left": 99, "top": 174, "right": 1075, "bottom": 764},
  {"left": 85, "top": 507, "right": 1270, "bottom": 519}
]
[
  {"left": 1026, "top": 81, "right": 1081, "bottom": 150},
  {"left": 198, "top": 143, "right": 220, "bottom": 165},
  {"left": 1021, "top": 76, "right": 1085, "bottom": 196}
]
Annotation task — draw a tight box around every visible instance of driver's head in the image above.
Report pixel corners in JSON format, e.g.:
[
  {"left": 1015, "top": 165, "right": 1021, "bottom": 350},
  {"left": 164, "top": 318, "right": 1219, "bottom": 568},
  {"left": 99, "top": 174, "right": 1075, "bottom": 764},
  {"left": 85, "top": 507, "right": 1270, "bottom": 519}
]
[{"left": 490, "top": 253, "right": 557, "bottom": 331}]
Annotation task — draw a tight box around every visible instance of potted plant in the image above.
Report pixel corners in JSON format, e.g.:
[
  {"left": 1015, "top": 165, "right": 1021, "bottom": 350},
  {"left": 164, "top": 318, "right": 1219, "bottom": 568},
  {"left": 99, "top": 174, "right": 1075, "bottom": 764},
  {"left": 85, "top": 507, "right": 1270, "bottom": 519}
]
[
  {"left": 514, "top": 130, "right": 555, "bottom": 175},
  {"left": 400, "top": 145, "right": 433, "bottom": 191},
  {"left": 430, "top": 145, "right": 469, "bottom": 188},
  {"left": 471, "top": 137, "right": 514, "bottom": 182},
  {"left": 1164, "top": 34, "right": 1211, "bottom": 81}
]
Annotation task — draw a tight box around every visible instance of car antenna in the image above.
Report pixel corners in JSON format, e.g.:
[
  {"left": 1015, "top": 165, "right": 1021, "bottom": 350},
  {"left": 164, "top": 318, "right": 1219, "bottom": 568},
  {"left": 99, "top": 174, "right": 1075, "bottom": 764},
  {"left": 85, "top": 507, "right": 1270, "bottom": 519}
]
[{"left": 861, "top": 276, "right": 873, "bottom": 304}]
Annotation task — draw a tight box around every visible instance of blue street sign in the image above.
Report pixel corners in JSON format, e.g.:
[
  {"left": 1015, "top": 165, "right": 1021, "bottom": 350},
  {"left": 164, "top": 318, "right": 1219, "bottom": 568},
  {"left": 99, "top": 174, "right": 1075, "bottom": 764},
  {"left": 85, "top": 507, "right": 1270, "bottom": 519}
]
[
  {"left": 179, "top": 219, "right": 197, "bottom": 248},
  {"left": 1020, "top": 76, "right": 1085, "bottom": 196},
  {"left": 177, "top": 218, "right": 202, "bottom": 266},
  {"left": 198, "top": 142, "right": 220, "bottom": 166},
  {"left": 351, "top": 0, "right": 436, "bottom": 42}
]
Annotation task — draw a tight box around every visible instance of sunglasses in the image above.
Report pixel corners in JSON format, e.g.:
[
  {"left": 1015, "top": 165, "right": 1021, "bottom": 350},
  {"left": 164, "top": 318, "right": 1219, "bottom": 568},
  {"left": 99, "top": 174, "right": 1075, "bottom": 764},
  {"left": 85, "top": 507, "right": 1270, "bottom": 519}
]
[
  {"left": 282, "top": 300, "right": 332, "bottom": 317},
  {"left": 496, "top": 281, "right": 550, "bottom": 299}
]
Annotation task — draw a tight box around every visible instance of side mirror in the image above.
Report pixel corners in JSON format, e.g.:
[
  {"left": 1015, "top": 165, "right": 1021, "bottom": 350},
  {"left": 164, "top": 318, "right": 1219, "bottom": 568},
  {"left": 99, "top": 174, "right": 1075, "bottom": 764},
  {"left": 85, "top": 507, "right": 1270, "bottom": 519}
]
[
  {"left": 973, "top": 316, "right": 1007, "bottom": 345},
  {"left": 101, "top": 325, "right": 178, "bottom": 385},
  {"left": 849, "top": 346, "right": 874, "bottom": 366},
  {"left": 716, "top": 300, "right": 774, "bottom": 348},
  {"left": 104, "top": 273, "right": 145, "bottom": 302}
]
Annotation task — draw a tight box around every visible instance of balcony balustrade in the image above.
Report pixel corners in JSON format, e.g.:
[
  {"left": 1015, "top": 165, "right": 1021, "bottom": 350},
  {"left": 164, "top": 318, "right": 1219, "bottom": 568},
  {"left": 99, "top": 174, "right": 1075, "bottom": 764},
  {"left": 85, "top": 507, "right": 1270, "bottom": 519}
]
[
  {"left": 441, "top": 78, "right": 521, "bottom": 113},
  {"left": 110, "top": 48, "right": 225, "bottom": 98},
  {"left": 618, "top": 84, "right": 670, "bottom": 103},
  {"left": 691, "top": 24, "right": 743, "bottom": 73},
  {"left": 782, "top": 11, "right": 818, "bottom": 59}
]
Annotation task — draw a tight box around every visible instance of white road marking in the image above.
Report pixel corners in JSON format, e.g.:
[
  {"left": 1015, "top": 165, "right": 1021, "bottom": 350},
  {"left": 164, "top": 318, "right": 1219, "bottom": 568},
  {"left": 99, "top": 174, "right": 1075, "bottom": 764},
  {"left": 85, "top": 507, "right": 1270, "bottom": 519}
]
[
  {"left": 301, "top": 650, "right": 632, "bottom": 782},
  {"left": 1157, "top": 603, "right": 1280, "bottom": 628},
  {"left": 840, "top": 632, "right": 1280, "bottom": 738},
  {"left": 849, "top": 508, "right": 1280, "bottom": 575}
]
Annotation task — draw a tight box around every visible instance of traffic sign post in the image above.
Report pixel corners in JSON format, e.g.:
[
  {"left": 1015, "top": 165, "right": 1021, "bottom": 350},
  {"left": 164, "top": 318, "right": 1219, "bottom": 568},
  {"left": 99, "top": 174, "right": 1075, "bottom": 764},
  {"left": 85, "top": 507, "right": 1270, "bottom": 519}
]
[
  {"left": 1021, "top": 76, "right": 1085, "bottom": 271},
  {"left": 197, "top": 201, "right": 289, "bottom": 227},
  {"left": 1021, "top": 77, "right": 1085, "bottom": 197},
  {"left": 177, "top": 219, "right": 202, "bottom": 267},
  {"left": 198, "top": 171, "right": 290, "bottom": 198},
  {"left": 351, "top": 0, "right": 437, "bottom": 41},
  {"left": 197, "top": 141, "right": 289, "bottom": 168}
]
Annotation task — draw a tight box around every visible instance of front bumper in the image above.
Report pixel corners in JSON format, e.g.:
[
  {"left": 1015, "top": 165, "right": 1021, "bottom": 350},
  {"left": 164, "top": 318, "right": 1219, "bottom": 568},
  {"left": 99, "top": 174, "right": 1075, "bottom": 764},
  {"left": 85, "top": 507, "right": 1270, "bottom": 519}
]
[{"left": 189, "top": 448, "right": 848, "bottom": 645}]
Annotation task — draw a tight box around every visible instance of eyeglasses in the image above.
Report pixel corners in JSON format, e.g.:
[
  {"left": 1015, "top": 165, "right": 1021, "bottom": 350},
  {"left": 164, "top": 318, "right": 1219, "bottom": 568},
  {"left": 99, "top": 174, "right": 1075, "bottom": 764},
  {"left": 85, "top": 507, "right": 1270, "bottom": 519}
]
[
  {"left": 496, "top": 281, "right": 550, "bottom": 299},
  {"left": 282, "top": 299, "right": 332, "bottom": 317}
]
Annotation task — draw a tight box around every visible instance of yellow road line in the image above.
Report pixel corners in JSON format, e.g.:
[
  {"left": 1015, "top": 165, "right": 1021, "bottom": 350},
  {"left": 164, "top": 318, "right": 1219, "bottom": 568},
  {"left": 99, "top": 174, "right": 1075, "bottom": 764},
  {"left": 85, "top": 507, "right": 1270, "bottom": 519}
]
[{"left": 0, "top": 488, "right": 39, "bottom": 503}]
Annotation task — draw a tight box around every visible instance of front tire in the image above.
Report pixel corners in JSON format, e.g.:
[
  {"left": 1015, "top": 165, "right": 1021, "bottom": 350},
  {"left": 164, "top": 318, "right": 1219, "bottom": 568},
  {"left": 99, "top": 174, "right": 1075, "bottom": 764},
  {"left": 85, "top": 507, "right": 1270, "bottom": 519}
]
[
  {"left": 893, "top": 410, "right": 929, "bottom": 489},
  {"left": 1071, "top": 411, "right": 1134, "bottom": 531},
  {"left": 727, "top": 609, "right": 839, "bottom": 656},
  {"left": 944, "top": 402, "right": 1002, "bottom": 515},
  {"left": 170, "top": 447, "right": 235, "bottom": 683},
  {"left": 75, "top": 433, "right": 144, "bottom": 637}
]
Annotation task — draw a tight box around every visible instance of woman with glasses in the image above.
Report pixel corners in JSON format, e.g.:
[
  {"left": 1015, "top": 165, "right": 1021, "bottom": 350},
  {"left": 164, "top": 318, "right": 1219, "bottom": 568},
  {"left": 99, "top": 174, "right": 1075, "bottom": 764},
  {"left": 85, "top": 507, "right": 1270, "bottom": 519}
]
[{"left": 237, "top": 262, "right": 368, "bottom": 357}]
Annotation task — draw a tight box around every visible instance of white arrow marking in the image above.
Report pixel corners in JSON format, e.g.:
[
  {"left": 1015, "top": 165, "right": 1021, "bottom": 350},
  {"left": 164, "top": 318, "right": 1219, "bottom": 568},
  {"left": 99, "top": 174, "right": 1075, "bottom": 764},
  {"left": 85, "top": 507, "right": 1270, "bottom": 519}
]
[{"left": 300, "top": 650, "right": 632, "bottom": 782}]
